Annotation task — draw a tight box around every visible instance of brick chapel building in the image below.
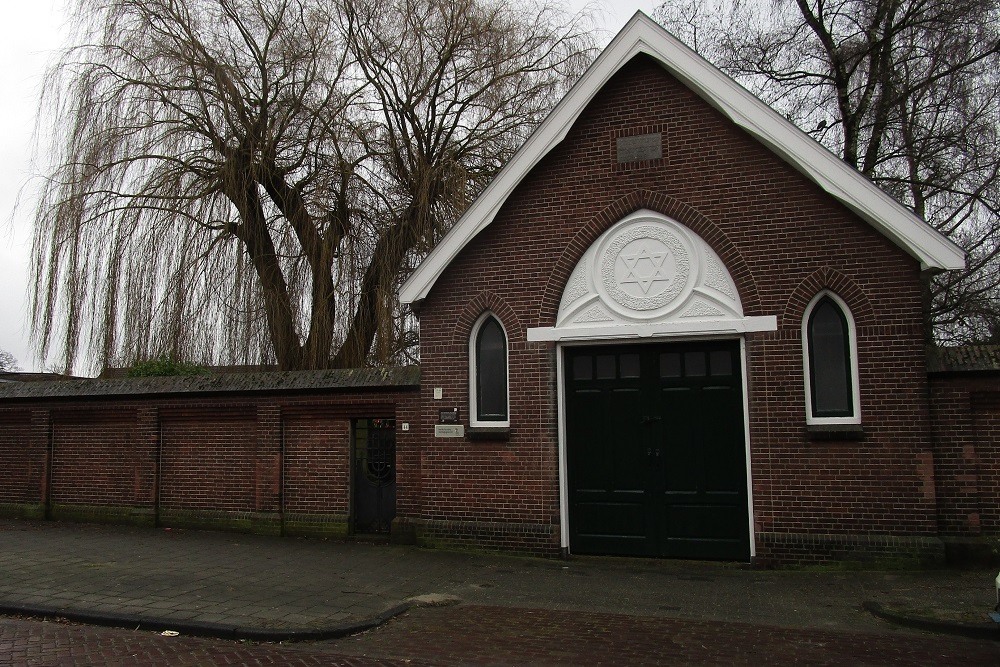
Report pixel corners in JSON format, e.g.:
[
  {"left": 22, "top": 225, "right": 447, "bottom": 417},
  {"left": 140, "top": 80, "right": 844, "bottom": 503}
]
[
  {"left": 393, "top": 13, "right": 967, "bottom": 564},
  {"left": 5, "top": 14, "right": 999, "bottom": 567}
]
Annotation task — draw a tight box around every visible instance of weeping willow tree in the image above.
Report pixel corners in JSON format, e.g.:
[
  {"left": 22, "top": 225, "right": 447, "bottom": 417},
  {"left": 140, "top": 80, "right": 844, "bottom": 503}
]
[{"left": 31, "top": 0, "right": 593, "bottom": 373}]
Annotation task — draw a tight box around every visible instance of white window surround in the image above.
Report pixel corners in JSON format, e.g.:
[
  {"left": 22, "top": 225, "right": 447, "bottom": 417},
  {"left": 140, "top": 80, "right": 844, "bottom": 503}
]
[
  {"left": 469, "top": 312, "right": 510, "bottom": 428},
  {"left": 801, "top": 291, "right": 861, "bottom": 426}
]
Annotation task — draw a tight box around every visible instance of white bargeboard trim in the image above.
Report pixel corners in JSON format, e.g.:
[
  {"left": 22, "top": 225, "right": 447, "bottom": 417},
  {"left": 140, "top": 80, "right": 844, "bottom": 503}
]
[{"left": 400, "top": 12, "right": 964, "bottom": 306}]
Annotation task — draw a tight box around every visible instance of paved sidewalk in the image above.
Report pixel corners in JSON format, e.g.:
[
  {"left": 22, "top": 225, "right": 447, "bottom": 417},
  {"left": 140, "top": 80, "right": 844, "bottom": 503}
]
[{"left": 0, "top": 519, "right": 997, "bottom": 641}]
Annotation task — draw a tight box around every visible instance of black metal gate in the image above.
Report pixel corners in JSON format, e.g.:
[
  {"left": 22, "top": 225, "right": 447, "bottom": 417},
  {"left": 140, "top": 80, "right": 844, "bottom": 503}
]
[{"left": 353, "top": 418, "right": 396, "bottom": 534}]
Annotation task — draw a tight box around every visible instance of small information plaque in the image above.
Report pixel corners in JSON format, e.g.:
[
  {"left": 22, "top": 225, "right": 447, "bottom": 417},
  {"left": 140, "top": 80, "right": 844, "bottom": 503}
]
[
  {"left": 434, "top": 424, "right": 465, "bottom": 438},
  {"left": 616, "top": 132, "right": 663, "bottom": 163}
]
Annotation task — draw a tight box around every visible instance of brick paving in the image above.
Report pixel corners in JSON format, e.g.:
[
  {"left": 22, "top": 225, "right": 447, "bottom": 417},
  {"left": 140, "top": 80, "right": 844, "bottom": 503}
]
[
  {"left": 2, "top": 520, "right": 997, "bottom": 637},
  {"left": 325, "top": 605, "right": 1000, "bottom": 665},
  {"left": 0, "top": 617, "right": 419, "bottom": 666},
  {"left": 2, "top": 520, "right": 1000, "bottom": 664},
  {"left": 3, "top": 605, "right": 999, "bottom": 666}
]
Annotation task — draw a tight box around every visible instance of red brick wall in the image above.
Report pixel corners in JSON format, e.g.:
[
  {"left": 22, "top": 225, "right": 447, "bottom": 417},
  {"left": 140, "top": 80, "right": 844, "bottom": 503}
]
[
  {"left": 0, "top": 410, "right": 40, "bottom": 506},
  {"left": 414, "top": 55, "right": 938, "bottom": 557},
  {"left": 972, "top": 394, "right": 1000, "bottom": 534},
  {"left": 282, "top": 414, "right": 350, "bottom": 515},
  {"left": 0, "top": 388, "right": 418, "bottom": 533},
  {"left": 50, "top": 409, "right": 152, "bottom": 509},
  {"left": 929, "top": 373, "right": 1000, "bottom": 537},
  {"left": 160, "top": 409, "right": 257, "bottom": 513}
]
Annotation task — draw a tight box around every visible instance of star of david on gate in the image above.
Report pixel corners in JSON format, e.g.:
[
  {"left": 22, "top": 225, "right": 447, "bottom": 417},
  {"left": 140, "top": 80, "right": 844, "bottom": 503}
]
[{"left": 619, "top": 243, "right": 673, "bottom": 294}]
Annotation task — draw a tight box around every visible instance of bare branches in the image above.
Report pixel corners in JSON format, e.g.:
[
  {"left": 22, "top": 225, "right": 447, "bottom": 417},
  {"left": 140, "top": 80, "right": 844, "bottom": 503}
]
[
  {"left": 656, "top": 0, "right": 1000, "bottom": 343},
  {"left": 31, "top": 0, "right": 594, "bottom": 373},
  {"left": 0, "top": 350, "right": 21, "bottom": 373}
]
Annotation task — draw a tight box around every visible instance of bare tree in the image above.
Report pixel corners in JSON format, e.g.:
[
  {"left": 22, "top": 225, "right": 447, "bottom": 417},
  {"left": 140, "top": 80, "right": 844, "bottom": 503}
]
[
  {"left": 655, "top": 0, "right": 1000, "bottom": 342},
  {"left": 0, "top": 350, "right": 21, "bottom": 373},
  {"left": 335, "top": 0, "right": 592, "bottom": 366},
  {"left": 31, "top": 0, "right": 593, "bottom": 373}
]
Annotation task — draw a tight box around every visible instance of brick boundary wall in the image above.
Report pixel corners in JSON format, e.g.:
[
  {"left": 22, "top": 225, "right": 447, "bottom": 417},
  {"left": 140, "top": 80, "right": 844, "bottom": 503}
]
[
  {"left": 928, "top": 370, "right": 1000, "bottom": 562},
  {"left": 1, "top": 368, "right": 999, "bottom": 564},
  {"left": 0, "top": 385, "right": 419, "bottom": 539}
]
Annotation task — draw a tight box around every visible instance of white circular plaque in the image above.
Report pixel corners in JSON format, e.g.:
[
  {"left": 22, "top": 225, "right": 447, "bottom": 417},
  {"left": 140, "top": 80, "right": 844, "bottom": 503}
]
[{"left": 597, "top": 222, "right": 692, "bottom": 314}]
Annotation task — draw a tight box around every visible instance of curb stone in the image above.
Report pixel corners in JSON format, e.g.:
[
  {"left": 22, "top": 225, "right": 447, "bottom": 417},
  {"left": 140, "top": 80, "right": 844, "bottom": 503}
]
[
  {"left": 0, "top": 599, "right": 414, "bottom": 642},
  {"left": 863, "top": 601, "right": 1000, "bottom": 641}
]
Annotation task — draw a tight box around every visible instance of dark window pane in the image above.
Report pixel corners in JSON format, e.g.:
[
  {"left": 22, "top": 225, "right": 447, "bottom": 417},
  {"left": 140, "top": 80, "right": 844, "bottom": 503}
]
[
  {"left": 809, "top": 299, "right": 852, "bottom": 416},
  {"left": 619, "top": 353, "right": 640, "bottom": 378},
  {"left": 476, "top": 317, "right": 508, "bottom": 420},
  {"left": 596, "top": 355, "right": 616, "bottom": 379},
  {"left": 710, "top": 350, "right": 733, "bottom": 376},
  {"left": 660, "top": 352, "right": 681, "bottom": 378},
  {"left": 685, "top": 351, "right": 706, "bottom": 377},
  {"left": 572, "top": 356, "right": 592, "bottom": 381}
]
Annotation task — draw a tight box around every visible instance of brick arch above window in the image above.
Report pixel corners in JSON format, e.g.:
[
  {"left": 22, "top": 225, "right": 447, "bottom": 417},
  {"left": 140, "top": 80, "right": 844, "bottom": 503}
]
[
  {"left": 453, "top": 291, "right": 523, "bottom": 348},
  {"left": 782, "top": 268, "right": 875, "bottom": 330},
  {"left": 537, "top": 190, "right": 761, "bottom": 326}
]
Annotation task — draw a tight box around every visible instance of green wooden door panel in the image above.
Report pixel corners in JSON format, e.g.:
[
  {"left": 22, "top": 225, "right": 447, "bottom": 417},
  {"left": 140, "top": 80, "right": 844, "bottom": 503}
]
[{"left": 566, "top": 348, "right": 653, "bottom": 555}]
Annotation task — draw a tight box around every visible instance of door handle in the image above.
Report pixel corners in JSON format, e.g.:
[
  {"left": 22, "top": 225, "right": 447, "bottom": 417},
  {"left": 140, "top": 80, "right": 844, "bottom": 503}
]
[{"left": 640, "top": 416, "right": 662, "bottom": 425}]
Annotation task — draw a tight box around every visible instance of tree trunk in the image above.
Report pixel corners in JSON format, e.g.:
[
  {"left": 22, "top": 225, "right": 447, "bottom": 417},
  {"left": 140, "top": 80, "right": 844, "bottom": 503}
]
[{"left": 333, "top": 221, "right": 411, "bottom": 368}]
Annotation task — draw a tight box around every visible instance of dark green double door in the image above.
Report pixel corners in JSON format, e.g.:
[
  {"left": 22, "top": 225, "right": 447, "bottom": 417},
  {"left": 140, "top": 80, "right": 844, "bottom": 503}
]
[{"left": 565, "top": 341, "right": 750, "bottom": 561}]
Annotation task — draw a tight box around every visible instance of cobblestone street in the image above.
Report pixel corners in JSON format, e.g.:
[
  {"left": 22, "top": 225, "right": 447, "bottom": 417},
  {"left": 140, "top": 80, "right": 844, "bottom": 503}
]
[{"left": 4, "top": 604, "right": 999, "bottom": 666}]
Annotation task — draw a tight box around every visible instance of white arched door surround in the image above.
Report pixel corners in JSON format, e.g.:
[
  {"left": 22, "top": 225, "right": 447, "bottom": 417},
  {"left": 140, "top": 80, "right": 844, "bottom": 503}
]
[{"left": 527, "top": 210, "right": 775, "bottom": 342}]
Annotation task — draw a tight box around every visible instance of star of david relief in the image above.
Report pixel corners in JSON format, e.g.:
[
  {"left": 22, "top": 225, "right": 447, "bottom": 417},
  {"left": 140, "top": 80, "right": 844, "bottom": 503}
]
[
  {"left": 556, "top": 212, "right": 745, "bottom": 328},
  {"left": 617, "top": 240, "right": 675, "bottom": 296},
  {"left": 598, "top": 222, "right": 691, "bottom": 314}
]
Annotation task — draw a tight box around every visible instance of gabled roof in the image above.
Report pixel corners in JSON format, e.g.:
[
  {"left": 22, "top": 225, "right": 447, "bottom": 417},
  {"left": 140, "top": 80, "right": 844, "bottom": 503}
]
[{"left": 400, "top": 12, "right": 965, "bottom": 305}]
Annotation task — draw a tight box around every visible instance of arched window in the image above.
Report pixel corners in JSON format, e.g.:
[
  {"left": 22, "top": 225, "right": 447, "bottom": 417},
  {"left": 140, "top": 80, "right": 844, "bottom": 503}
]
[
  {"left": 802, "top": 292, "right": 860, "bottom": 425},
  {"left": 470, "top": 313, "right": 509, "bottom": 426}
]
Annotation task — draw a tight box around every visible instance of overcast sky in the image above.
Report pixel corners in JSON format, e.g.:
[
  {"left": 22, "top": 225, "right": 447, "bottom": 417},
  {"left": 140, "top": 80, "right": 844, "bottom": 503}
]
[{"left": 0, "top": 0, "right": 654, "bottom": 374}]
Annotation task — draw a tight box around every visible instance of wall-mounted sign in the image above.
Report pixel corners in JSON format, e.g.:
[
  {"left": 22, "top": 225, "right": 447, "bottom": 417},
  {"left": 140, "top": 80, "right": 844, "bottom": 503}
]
[
  {"left": 434, "top": 424, "right": 465, "bottom": 438},
  {"left": 439, "top": 408, "right": 459, "bottom": 424}
]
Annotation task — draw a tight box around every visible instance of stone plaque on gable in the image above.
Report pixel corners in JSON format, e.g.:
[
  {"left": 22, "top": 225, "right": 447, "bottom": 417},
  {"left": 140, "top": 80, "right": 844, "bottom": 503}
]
[{"left": 616, "top": 133, "right": 662, "bottom": 163}]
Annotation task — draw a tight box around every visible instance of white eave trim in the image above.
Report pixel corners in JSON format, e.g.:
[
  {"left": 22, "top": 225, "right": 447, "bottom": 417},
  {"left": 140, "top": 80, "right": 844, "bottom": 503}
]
[
  {"left": 399, "top": 12, "right": 965, "bottom": 306},
  {"left": 527, "top": 315, "right": 777, "bottom": 342}
]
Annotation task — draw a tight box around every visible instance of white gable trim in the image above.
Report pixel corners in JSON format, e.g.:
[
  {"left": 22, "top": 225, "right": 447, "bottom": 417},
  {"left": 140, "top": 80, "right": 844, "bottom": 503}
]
[{"left": 399, "top": 12, "right": 964, "bottom": 306}]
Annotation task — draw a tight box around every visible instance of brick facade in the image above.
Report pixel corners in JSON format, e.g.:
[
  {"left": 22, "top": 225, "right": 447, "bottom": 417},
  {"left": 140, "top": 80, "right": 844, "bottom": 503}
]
[
  {"left": 0, "top": 410, "right": 39, "bottom": 513},
  {"left": 929, "top": 373, "right": 1000, "bottom": 541},
  {"left": 410, "top": 56, "right": 943, "bottom": 564}
]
